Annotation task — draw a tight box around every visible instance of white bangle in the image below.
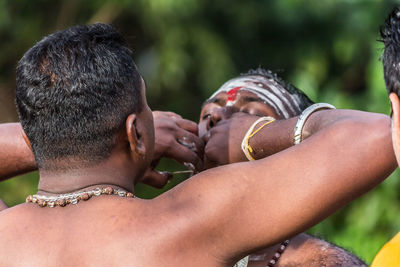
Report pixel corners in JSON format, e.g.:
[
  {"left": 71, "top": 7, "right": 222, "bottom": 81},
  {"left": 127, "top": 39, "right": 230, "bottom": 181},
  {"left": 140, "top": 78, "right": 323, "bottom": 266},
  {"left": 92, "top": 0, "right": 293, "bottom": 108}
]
[
  {"left": 241, "top": 116, "right": 275, "bottom": 161},
  {"left": 293, "top": 103, "right": 336, "bottom": 145}
]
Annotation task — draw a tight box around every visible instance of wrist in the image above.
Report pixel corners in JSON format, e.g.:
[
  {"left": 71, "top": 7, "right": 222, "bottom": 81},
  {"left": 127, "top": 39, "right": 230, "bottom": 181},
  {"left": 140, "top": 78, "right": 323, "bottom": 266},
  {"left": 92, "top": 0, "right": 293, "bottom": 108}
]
[
  {"left": 241, "top": 117, "right": 275, "bottom": 161},
  {"left": 293, "top": 103, "right": 336, "bottom": 145}
]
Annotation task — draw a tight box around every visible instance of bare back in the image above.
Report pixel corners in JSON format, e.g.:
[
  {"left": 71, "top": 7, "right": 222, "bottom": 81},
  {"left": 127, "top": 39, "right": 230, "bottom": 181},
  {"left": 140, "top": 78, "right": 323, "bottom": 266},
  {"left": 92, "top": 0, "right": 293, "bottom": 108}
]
[{"left": 0, "top": 196, "right": 221, "bottom": 267}]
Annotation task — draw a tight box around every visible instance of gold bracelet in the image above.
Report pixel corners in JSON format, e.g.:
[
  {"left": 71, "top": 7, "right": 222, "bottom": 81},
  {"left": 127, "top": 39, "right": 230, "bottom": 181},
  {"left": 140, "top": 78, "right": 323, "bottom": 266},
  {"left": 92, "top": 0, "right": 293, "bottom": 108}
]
[{"left": 241, "top": 116, "right": 275, "bottom": 161}]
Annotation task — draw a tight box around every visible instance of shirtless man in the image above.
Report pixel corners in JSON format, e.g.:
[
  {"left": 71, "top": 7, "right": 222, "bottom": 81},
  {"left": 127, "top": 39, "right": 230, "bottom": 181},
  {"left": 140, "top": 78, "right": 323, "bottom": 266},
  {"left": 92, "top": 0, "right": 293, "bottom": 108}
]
[
  {"left": 0, "top": 23, "right": 396, "bottom": 266},
  {"left": 0, "top": 69, "right": 368, "bottom": 266}
]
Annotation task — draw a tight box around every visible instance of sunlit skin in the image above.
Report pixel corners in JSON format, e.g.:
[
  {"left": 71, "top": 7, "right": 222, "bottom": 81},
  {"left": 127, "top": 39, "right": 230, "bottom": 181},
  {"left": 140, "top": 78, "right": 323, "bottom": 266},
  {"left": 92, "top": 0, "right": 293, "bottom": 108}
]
[
  {"left": 0, "top": 22, "right": 397, "bottom": 265},
  {"left": 0, "top": 70, "right": 390, "bottom": 267},
  {"left": 0, "top": 86, "right": 396, "bottom": 266}
]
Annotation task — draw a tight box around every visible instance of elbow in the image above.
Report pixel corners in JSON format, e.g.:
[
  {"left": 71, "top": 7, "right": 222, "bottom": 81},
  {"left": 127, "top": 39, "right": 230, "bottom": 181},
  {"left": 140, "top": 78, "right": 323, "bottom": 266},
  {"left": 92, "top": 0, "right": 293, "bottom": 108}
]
[
  {"left": 338, "top": 112, "right": 392, "bottom": 144},
  {"left": 336, "top": 112, "right": 396, "bottom": 171},
  {"left": 365, "top": 113, "right": 392, "bottom": 143}
]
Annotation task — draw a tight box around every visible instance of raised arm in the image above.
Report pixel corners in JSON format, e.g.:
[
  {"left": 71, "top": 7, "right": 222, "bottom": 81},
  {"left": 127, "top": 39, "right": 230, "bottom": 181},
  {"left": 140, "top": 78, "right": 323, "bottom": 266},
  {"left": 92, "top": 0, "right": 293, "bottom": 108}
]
[
  {"left": 0, "top": 123, "right": 36, "bottom": 181},
  {"left": 0, "top": 112, "right": 204, "bottom": 185},
  {"left": 164, "top": 109, "right": 396, "bottom": 264}
]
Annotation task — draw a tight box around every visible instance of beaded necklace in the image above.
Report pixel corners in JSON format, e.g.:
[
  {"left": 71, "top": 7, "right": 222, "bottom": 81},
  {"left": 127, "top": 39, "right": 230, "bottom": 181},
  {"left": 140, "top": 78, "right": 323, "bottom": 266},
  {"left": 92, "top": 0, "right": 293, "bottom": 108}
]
[
  {"left": 26, "top": 186, "right": 134, "bottom": 207},
  {"left": 267, "top": 239, "right": 290, "bottom": 266}
]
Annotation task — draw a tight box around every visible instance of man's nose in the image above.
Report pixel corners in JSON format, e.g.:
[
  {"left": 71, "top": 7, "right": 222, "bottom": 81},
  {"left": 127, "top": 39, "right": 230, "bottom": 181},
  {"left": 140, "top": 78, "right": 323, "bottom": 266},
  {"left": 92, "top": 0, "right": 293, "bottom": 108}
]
[{"left": 207, "top": 106, "right": 235, "bottom": 130}]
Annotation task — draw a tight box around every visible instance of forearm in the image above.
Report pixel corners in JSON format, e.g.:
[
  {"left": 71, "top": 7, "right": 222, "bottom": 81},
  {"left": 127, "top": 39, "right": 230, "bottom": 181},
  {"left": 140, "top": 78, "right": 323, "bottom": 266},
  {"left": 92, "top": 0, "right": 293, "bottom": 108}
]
[
  {"left": 178, "top": 110, "right": 396, "bottom": 260},
  {"left": 0, "top": 123, "right": 37, "bottom": 181},
  {"left": 242, "top": 110, "right": 396, "bottom": 248},
  {"left": 249, "top": 109, "right": 374, "bottom": 159}
]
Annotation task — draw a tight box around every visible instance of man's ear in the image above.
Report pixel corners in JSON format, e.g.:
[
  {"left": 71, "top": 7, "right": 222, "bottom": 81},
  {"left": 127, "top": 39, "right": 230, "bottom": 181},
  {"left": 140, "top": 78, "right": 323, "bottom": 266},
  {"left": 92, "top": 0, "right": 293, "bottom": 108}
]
[
  {"left": 389, "top": 92, "right": 400, "bottom": 164},
  {"left": 126, "top": 114, "right": 146, "bottom": 158},
  {"left": 21, "top": 128, "right": 33, "bottom": 152}
]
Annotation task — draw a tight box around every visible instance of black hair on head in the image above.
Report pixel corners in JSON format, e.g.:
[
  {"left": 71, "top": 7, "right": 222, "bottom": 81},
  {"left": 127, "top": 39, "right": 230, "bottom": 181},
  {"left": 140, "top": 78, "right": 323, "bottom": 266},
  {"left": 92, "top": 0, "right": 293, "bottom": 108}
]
[
  {"left": 16, "top": 23, "right": 143, "bottom": 170},
  {"left": 241, "top": 67, "right": 314, "bottom": 111},
  {"left": 380, "top": 6, "right": 400, "bottom": 96}
]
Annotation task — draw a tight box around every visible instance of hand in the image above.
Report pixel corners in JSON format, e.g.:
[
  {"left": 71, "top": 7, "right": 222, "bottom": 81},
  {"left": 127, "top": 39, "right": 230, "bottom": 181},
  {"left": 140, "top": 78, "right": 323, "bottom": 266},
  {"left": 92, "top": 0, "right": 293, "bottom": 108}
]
[
  {"left": 203, "top": 112, "right": 260, "bottom": 169},
  {"left": 140, "top": 111, "right": 205, "bottom": 188}
]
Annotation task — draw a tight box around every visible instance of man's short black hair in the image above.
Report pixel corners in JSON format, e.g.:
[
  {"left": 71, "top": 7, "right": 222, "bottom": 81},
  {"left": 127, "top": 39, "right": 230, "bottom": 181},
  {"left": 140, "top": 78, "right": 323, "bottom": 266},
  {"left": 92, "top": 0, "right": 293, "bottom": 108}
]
[
  {"left": 16, "top": 23, "right": 143, "bottom": 170},
  {"left": 380, "top": 6, "right": 400, "bottom": 96},
  {"left": 241, "top": 67, "right": 314, "bottom": 112}
]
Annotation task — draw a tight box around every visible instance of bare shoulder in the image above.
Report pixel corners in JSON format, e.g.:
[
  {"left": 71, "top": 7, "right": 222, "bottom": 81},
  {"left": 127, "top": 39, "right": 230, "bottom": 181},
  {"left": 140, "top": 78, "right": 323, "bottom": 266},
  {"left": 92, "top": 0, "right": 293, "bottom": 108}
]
[
  {"left": 0, "top": 204, "right": 34, "bottom": 233},
  {"left": 0, "top": 204, "right": 34, "bottom": 256},
  {"left": 0, "top": 203, "right": 28, "bottom": 223}
]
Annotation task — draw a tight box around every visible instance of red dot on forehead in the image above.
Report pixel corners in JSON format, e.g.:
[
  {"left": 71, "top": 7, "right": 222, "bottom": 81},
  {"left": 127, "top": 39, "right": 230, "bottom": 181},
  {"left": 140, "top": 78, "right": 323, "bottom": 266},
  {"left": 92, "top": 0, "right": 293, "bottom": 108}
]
[{"left": 227, "top": 86, "right": 242, "bottom": 102}]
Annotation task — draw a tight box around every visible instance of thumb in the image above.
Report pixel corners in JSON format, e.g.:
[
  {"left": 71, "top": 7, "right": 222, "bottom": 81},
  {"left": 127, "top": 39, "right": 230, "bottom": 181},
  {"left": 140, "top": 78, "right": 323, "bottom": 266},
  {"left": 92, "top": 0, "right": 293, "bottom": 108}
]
[{"left": 140, "top": 169, "right": 173, "bottom": 189}]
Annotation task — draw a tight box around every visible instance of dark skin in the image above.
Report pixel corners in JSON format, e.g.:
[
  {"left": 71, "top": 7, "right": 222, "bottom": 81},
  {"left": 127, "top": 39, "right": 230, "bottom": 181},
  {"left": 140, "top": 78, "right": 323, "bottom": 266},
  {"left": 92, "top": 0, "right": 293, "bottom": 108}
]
[
  {"left": 0, "top": 123, "right": 37, "bottom": 181},
  {"left": 0, "top": 112, "right": 204, "bottom": 189},
  {"left": 118, "top": 82, "right": 367, "bottom": 266},
  {"left": 139, "top": 111, "right": 204, "bottom": 188},
  {"left": 0, "top": 80, "right": 397, "bottom": 266},
  {"left": 199, "top": 90, "right": 290, "bottom": 168},
  {"left": 198, "top": 87, "right": 360, "bottom": 266}
]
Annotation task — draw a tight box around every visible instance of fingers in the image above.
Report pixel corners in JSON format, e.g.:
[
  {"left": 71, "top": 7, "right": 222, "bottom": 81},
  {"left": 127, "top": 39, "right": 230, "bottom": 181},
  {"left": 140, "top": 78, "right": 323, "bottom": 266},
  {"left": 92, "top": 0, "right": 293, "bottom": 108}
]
[
  {"left": 151, "top": 110, "right": 205, "bottom": 172},
  {"left": 153, "top": 110, "right": 182, "bottom": 119},
  {"left": 174, "top": 118, "right": 198, "bottom": 135},
  {"left": 177, "top": 131, "right": 205, "bottom": 157},
  {"left": 154, "top": 110, "right": 198, "bottom": 134},
  {"left": 166, "top": 140, "right": 204, "bottom": 172},
  {"left": 140, "top": 169, "right": 173, "bottom": 189}
]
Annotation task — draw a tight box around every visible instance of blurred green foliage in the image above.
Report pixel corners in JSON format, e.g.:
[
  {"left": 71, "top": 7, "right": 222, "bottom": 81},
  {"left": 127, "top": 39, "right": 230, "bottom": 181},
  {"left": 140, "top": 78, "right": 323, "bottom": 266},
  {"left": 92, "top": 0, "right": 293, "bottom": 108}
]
[{"left": 0, "top": 0, "right": 400, "bottom": 263}]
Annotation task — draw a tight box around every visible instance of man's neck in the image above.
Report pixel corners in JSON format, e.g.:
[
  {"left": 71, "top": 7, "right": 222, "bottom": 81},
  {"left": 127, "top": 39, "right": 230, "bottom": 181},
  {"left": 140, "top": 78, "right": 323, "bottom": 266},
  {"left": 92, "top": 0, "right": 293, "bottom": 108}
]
[{"left": 37, "top": 157, "right": 138, "bottom": 195}]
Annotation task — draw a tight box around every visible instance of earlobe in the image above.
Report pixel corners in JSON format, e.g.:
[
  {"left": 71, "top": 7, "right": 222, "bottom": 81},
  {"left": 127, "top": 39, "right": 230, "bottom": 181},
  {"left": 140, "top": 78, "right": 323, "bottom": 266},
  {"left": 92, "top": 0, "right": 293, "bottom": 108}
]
[
  {"left": 126, "top": 114, "right": 146, "bottom": 157},
  {"left": 389, "top": 93, "right": 400, "bottom": 164}
]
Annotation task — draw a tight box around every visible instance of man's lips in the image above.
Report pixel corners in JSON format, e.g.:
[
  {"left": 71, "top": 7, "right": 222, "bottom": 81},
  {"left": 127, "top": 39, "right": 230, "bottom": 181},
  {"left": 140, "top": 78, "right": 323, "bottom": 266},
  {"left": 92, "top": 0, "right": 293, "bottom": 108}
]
[{"left": 201, "top": 131, "right": 211, "bottom": 144}]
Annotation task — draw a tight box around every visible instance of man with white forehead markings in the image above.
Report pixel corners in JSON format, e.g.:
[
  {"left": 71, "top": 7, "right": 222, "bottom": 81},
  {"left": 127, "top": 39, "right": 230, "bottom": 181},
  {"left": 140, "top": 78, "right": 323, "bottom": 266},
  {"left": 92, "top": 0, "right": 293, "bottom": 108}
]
[
  {"left": 209, "top": 75, "right": 304, "bottom": 118},
  {"left": 200, "top": 68, "right": 368, "bottom": 266}
]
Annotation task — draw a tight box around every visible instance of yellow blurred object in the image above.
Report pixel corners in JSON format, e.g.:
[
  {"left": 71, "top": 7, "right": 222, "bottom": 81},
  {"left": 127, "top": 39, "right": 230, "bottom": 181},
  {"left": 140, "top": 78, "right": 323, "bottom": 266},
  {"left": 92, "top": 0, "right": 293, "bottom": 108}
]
[{"left": 371, "top": 232, "right": 400, "bottom": 267}]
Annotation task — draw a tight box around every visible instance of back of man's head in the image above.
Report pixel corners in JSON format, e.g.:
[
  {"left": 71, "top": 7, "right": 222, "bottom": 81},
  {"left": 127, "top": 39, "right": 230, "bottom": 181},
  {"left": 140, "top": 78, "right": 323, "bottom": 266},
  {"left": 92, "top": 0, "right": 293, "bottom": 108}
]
[
  {"left": 381, "top": 7, "right": 400, "bottom": 96},
  {"left": 16, "top": 23, "right": 143, "bottom": 170}
]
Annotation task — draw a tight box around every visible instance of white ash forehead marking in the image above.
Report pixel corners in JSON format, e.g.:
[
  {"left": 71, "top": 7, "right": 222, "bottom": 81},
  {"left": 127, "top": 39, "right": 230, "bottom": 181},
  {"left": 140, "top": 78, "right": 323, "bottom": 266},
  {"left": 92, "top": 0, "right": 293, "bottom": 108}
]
[
  {"left": 226, "top": 101, "right": 235, "bottom": 106},
  {"left": 248, "top": 76, "right": 302, "bottom": 112},
  {"left": 209, "top": 76, "right": 303, "bottom": 118},
  {"left": 210, "top": 77, "right": 288, "bottom": 117}
]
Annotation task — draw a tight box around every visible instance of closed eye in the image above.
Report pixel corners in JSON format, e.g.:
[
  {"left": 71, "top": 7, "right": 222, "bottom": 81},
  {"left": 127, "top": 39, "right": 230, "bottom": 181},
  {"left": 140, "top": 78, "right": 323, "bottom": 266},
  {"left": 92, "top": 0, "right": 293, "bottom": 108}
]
[
  {"left": 202, "top": 113, "right": 211, "bottom": 120},
  {"left": 239, "top": 107, "right": 264, "bottom": 117}
]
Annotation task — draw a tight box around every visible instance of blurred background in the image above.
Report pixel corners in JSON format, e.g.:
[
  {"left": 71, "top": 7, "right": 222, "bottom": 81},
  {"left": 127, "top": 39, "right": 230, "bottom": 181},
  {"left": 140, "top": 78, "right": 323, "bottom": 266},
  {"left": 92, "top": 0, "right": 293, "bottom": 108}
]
[{"left": 0, "top": 0, "right": 399, "bottom": 263}]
